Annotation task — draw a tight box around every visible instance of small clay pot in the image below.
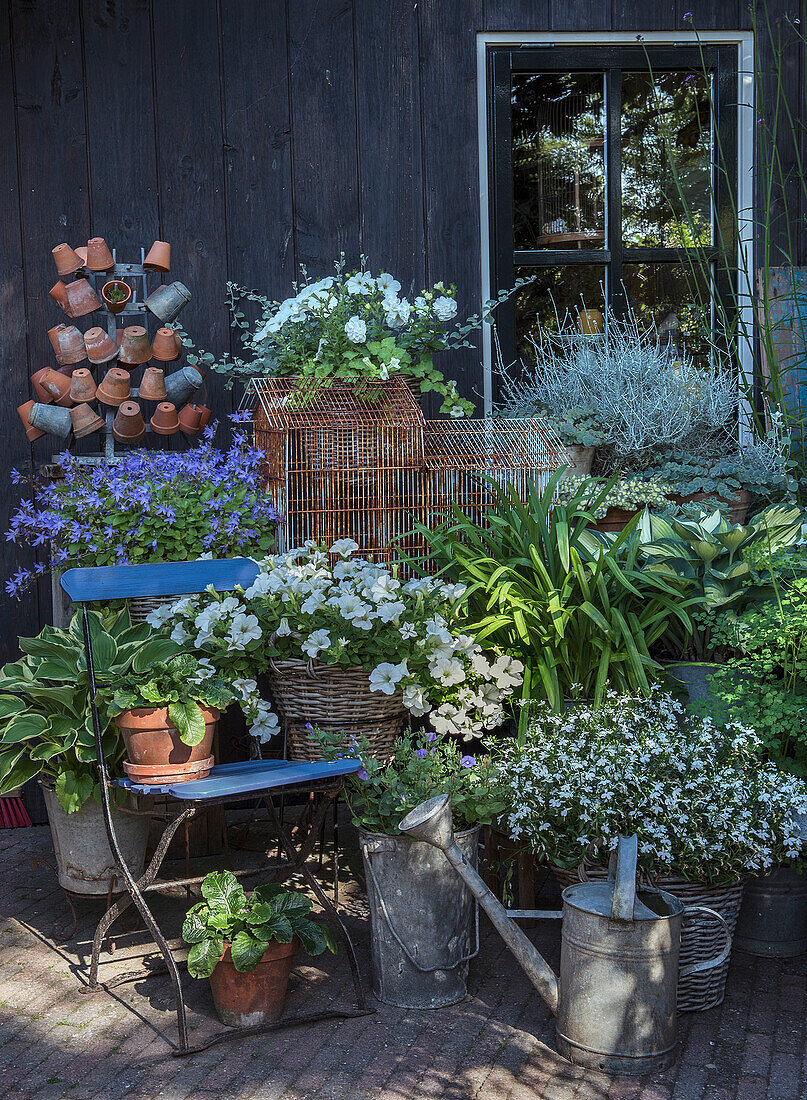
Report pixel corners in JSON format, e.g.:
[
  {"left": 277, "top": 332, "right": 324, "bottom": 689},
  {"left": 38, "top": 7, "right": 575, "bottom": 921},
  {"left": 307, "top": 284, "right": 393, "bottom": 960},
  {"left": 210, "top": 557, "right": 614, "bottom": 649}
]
[
  {"left": 164, "top": 365, "right": 204, "bottom": 406},
  {"left": 145, "top": 281, "right": 191, "bottom": 323},
  {"left": 27, "top": 403, "right": 72, "bottom": 439},
  {"left": 84, "top": 326, "right": 119, "bottom": 364},
  {"left": 52, "top": 243, "right": 83, "bottom": 277},
  {"left": 48, "top": 323, "right": 87, "bottom": 365},
  {"left": 17, "top": 400, "right": 47, "bottom": 442},
  {"left": 150, "top": 401, "right": 180, "bottom": 435},
  {"left": 74, "top": 246, "right": 88, "bottom": 266},
  {"left": 197, "top": 406, "right": 213, "bottom": 429},
  {"left": 178, "top": 404, "right": 203, "bottom": 435},
  {"left": 114, "top": 706, "right": 219, "bottom": 781},
  {"left": 38, "top": 368, "right": 73, "bottom": 407},
  {"left": 208, "top": 939, "right": 299, "bottom": 1028},
  {"left": 31, "top": 368, "right": 55, "bottom": 404},
  {"left": 150, "top": 326, "right": 182, "bottom": 362},
  {"left": 53, "top": 278, "right": 101, "bottom": 319},
  {"left": 112, "top": 401, "right": 146, "bottom": 444},
  {"left": 143, "top": 240, "right": 171, "bottom": 273},
  {"left": 85, "top": 237, "right": 114, "bottom": 272},
  {"left": 69, "top": 368, "right": 97, "bottom": 403},
  {"left": 137, "top": 366, "right": 166, "bottom": 402},
  {"left": 101, "top": 279, "right": 132, "bottom": 316},
  {"left": 96, "top": 367, "right": 131, "bottom": 407},
  {"left": 117, "top": 325, "right": 151, "bottom": 365},
  {"left": 70, "top": 403, "right": 105, "bottom": 439}
]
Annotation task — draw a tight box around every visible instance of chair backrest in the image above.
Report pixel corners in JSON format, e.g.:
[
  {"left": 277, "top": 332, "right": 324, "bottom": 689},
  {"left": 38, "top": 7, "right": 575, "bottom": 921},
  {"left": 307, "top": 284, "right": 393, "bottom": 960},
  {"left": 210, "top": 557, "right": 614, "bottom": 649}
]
[{"left": 60, "top": 557, "right": 261, "bottom": 603}]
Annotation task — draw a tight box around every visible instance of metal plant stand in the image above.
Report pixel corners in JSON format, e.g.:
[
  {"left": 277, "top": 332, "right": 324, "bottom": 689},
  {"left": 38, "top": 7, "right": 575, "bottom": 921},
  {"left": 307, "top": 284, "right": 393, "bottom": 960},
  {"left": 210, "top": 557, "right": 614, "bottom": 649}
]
[{"left": 60, "top": 558, "right": 372, "bottom": 1057}]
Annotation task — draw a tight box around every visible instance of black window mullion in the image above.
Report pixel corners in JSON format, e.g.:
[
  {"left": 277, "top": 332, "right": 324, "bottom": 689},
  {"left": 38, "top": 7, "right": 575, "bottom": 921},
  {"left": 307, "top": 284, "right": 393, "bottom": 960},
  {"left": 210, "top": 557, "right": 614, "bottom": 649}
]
[
  {"left": 490, "top": 49, "right": 516, "bottom": 374},
  {"left": 606, "top": 67, "right": 623, "bottom": 315}
]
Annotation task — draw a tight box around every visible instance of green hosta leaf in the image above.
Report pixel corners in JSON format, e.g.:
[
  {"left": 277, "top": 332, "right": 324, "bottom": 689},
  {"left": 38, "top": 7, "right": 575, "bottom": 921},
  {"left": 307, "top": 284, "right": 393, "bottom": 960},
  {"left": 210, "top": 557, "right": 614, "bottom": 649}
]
[
  {"left": 33, "top": 659, "right": 78, "bottom": 682},
  {"left": 29, "top": 741, "right": 64, "bottom": 762},
  {"left": 55, "top": 770, "right": 94, "bottom": 814},
  {"left": 0, "top": 755, "right": 40, "bottom": 793},
  {"left": 200, "top": 870, "right": 246, "bottom": 918},
  {"left": 230, "top": 930, "right": 268, "bottom": 972},
  {"left": 0, "top": 746, "right": 25, "bottom": 788},
  {"left": 181, "top": 906, "right": 208, "bottom": 944},
  {"left": 294, "top": 919, "right": 335, "bottom": 957},
  {"left": 132, "top": 639, "right": 184, "bottom": 675},
  {"left": 187, "top": 935, "right": 224, "bottom": 979},
  {"left": 1, "top": 714, "right": 49, "bottom": 744},
  {"left": 91, "top": 632, "right": 118, "bottom": 674},
  {"left": 0, "top": 695, "right": 25, "bottom": 720}
]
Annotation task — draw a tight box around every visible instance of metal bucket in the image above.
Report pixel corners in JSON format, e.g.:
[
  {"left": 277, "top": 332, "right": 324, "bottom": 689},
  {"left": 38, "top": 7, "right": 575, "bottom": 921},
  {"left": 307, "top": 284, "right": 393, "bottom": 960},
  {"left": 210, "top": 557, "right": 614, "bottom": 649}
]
[
  {"left": 735, "top": 867, "right": 807, "bottom": 957},
  {"left": 359, "top": 825, "right": 480, "bottom": 1008}
]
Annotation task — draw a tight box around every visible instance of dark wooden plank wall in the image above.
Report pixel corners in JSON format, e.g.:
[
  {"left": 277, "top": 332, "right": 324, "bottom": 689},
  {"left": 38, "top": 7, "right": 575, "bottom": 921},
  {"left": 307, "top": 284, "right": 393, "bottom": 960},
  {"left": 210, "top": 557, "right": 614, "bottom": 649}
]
[{"left": 0, "top": 0, "right": 801, "bottom": 656}]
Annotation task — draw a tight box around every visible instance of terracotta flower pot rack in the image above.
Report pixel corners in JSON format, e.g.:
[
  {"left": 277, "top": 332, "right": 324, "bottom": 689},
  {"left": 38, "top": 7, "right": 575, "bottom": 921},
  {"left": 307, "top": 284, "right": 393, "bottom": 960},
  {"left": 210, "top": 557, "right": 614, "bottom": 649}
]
[{"left": 27, "top": 238, "right": 209, "bottom": 465}]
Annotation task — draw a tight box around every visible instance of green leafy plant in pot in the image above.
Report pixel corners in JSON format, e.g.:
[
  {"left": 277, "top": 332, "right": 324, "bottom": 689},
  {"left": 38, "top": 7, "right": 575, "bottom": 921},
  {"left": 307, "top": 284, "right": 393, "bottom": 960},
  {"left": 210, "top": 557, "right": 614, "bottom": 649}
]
[
  {"left": 0, "top": 608, "right": 174, "bottom": 893},
  {"left": 105, "top": 653, "right": 237, "bottom": 785},
  {"left": 182, "top": 870, "right": 336, "bottom": 1027}
]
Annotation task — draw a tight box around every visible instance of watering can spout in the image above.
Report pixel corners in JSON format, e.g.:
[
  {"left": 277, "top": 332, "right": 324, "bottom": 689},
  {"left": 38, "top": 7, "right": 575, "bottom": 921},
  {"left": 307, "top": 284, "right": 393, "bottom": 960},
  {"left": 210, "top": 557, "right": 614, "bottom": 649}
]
[{"left": 399, "top": 795, "right": 560, "bottom": 1015}]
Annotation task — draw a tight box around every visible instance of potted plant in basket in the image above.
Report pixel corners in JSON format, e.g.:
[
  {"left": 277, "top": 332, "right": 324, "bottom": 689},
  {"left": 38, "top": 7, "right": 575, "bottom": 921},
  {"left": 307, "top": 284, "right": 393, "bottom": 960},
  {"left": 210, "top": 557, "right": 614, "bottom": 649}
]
[
  {"left": 315, "top": 727, "right": 504, "bottom": 1009},
  {"left": 149, "top": 540, "right": 524, "bottom": 756},
  {"left": 104, "top": 653, "right": 237, "bottom": 784},
  {"left": 0, "top": 608, "right": 172, "bottom": 894},
  {"left": 490, "top": 689, "right": 807, "bottom": 1010},
  {"left": 182, "top": 870, "right": 336, "bottom": 1027}
]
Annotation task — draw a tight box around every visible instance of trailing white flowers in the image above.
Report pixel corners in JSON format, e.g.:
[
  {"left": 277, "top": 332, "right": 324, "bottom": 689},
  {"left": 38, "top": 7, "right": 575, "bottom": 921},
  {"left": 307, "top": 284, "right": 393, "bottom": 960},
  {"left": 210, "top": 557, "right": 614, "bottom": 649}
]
[{"left": 491, "top": 689, "right": 807, "bottom": 884}]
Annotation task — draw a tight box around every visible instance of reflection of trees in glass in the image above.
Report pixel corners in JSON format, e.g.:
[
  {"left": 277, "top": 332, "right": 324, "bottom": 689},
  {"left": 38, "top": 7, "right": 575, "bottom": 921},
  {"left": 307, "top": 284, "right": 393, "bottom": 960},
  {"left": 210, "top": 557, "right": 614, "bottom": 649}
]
[
  {"left": 622, "top": 72, "right": 711, "bottom": 248},
  {"left": 514, "top": 265, "right": 605, "bottom": 360},
  {"left": 623, "top": 264, "right": 712, "bottom": 364},
  {"left": 512, "top": 74, "right": 605, "bottom": 250}
]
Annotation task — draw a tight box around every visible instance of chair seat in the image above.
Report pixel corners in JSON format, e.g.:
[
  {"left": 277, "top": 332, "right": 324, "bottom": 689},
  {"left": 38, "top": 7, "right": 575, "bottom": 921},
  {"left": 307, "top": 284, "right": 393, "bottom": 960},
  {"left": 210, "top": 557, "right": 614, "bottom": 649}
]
[{"left": 114, "top": 757, "right": 362, "bottom": 799}]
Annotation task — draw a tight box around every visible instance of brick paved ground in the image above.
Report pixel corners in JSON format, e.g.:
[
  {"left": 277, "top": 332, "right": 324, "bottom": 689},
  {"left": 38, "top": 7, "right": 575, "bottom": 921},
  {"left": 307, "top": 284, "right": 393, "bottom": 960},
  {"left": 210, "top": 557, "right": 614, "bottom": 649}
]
[{"left": 1, "top": 821, "right": 805, "bottom": 1100}]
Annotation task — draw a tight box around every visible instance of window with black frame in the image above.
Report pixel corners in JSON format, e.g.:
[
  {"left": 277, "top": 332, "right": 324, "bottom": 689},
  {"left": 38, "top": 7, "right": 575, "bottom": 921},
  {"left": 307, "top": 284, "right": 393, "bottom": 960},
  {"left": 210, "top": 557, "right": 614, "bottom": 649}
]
[{"left": 487, "top": 45, "right": 737, "bottom": 391}]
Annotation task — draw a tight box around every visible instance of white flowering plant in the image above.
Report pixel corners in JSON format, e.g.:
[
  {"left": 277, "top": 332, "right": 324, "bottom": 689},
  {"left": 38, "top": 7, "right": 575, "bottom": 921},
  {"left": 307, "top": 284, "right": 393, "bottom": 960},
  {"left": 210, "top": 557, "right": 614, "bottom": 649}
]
[
  {"left": 148, "top": 541, "right": 524, "bottom": 744},
  {"left": 492, "top": 690, "right": 807, "bottom": 884}
]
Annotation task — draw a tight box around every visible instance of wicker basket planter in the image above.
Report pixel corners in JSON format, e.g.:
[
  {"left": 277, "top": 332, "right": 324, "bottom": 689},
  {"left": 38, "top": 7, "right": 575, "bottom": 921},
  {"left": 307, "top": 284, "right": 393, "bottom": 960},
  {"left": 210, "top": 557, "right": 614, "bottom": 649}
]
[
  {"left": 267, "top": 658, "right": 406, "bottom": 763},
  {"left": 552, "top": 862, "right": 744, "bottom": 1012}
]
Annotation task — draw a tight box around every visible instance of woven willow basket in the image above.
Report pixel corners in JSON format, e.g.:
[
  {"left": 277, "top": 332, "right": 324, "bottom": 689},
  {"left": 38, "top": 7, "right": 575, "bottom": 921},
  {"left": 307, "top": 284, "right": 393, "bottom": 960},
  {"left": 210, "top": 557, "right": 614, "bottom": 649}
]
[
  {"left": 552, "top": 862, "right": 745, "bottom": 1012},
  {"left": 127, "top": 594, "right": 178, "bottom": 624},
  {"left": 267, "top": 659, "right": 406, "bottom": 764}
]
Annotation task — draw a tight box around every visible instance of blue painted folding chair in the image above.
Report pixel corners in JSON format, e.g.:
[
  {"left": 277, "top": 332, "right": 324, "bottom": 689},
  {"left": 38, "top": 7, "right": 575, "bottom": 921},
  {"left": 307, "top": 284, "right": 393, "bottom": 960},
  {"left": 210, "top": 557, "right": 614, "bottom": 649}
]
[{"left": 61, "top": 559, "right": 371, "bottom": 1056}]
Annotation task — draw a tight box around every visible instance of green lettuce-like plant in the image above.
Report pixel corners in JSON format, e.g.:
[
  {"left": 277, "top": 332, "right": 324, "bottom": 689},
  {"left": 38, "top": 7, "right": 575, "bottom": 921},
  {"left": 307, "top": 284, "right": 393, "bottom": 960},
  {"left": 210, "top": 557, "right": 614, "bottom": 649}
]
[
  {"left": 182, "top": 870, "right": 336, "bottom": 978},
  {"left": 105, "top": 654, "right": 236, "bottom": 747},
  {"left": 0, "top": 608, "right": 181, "bottom": 813}
]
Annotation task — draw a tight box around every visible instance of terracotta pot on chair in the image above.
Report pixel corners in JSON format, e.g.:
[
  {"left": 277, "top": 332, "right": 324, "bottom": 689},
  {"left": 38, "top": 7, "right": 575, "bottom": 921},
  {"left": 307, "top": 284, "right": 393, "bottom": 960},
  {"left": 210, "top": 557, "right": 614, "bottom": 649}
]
[
  {"left": 150, "top": 402, "right": 180, "bottom": 436},
  {"left": 117, "top": 326, "right": 151, "bottom": 366},
  {"left": 96, "top": 367, "right": 131, "bottom": 407},
  {"left": 48, "top": 323, "right": 88, "bottom": 365},
  {"left": 84, "top": 327, "right": 119, "bottom": 365},
  {"left": 143, "top": 240, "right": 171, "bottom": 273},
  {"left": 101, "top": 279, "right": 132, "bottom": 316},
  {"left": 38, "top": 368, "right": 74, "bottom": 407},
  {"left": 70, "top": 368, "right": 97, "bottom": 404},
  {"left": 137, "top": 366, "right": 166, "bottom": 402},
  {"left": 150, "top": 326, "right": 182, "bottom": 362},
  {"left": 208, "top": 939, "right": 300, "bottom": 1028},
  {"left": 51, "top": 243, "right": 84, "bottom": 277},
  {"left": 70, "top": 403, "right": 105, "bottom": 439},
  {"left": 85, "top": 237, "right": 114, "bottom": 272},
  {"left": 114, "top": 706, "right": 219, "bottom": 784},
  {"left": 17, "top": 401, "right": 47, "bottom": 442},
  {"left": 112, "top": 401, "right": 146, "bottom": 444}
]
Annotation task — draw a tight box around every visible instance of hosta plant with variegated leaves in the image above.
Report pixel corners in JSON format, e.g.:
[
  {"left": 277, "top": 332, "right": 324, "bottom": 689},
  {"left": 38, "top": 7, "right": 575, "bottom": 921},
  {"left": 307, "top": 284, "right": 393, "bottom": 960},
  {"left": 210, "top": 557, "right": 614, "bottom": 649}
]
[{"left": 182, "top": 870, "right": 336, "bottom": 978}]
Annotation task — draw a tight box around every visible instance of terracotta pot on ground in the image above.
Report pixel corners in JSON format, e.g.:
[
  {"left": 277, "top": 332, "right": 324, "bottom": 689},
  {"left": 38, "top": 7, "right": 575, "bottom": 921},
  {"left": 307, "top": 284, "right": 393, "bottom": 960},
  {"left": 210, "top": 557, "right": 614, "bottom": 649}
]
[
  {"left": 70, "top": 368, "right": 97, "bottom": 403},
  {"left": 117, "top": 325, "right": 151, "bottom": 365},
  {"left": 84, "top": 326, "right": 119, "bottom": 365},
  {"left": 51, "top": 243, "right": 83, "bottom": 277},
  {"left": 96, "top": 367, "right": 131, "bottom": 406},
  {"left": 27, "top": 403, "right": 72, "bottom": 439},
  {"left": 112, "top": 401, "right": 146, "bottom": 444},
  {"left": 145, "top": 281, "right": 191, "bottom": 323},
  {"left": 101, "top": 279, "right": 132, "bottom": 316},
  {"left": 70, "top": 403, "right": 105, "bottom": 438},
  {"left": 38, "top": 368, "right": 74, "bottom": 407},
  {"left": 85, "top": 237, "right": 114, "bottom": 272},
  {"left": 178, "top": 404, "right": 203, "bottom": 435},
  {"left": 114, "top": 705, "right": 219, "bottom": 784},
  {"left": 143, "top": 240, "right": 171, "bottom": 273},
  {"left": 17, "top": 401, "right": 46, "bottom": 442},
  {"left": 48, "top": 323, "right": 87, "bottom": 365},
  {"left": 137, "top": 366, "right": 166, "bottom": 401},
  {"left": 592, "top": 507, "right": 640, "bottom": 533},
  {"left": 150, "top": 401, "right": 180, "bottom": 435},
  {"left": 208, "top": 939, "right": 299, "bottom": 1028},
  {"left": 55, "top": 278, "right": 102, "bottom": 319},
  {"left": 150, "top": 326, "right": 182, "bottom": 362},
  {"left": 671, "top": 489, "right": 752, "bottom": 526}
]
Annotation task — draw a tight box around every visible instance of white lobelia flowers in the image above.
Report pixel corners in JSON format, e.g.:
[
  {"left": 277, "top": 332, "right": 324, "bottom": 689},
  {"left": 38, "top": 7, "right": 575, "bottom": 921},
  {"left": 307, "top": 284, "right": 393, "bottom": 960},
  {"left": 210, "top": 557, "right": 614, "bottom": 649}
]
[{"left": 151, "top": 541, "right": 523, "bottom": 743}]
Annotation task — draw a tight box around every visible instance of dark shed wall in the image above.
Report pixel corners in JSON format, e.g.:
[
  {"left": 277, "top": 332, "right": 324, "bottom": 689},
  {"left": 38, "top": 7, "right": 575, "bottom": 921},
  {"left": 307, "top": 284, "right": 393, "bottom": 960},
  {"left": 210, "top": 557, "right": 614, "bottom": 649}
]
[{"left": 0, "top": 0, "right": 798, "bottom": 655}]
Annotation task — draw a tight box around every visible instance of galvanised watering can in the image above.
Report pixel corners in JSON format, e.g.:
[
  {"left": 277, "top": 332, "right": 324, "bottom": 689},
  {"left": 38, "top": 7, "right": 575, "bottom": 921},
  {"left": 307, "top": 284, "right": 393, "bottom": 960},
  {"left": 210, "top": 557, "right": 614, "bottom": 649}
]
[{"left": 399, "top": 795, "right": 731, "bottom": 1076}]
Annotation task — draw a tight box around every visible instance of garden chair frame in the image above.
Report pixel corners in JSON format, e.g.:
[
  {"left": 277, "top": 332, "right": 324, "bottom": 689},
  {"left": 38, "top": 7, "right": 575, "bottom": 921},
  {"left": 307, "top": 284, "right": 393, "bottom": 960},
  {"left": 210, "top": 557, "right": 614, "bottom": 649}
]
[{"left": 60, "top": 558, "right": 371, "bottom": 1056}]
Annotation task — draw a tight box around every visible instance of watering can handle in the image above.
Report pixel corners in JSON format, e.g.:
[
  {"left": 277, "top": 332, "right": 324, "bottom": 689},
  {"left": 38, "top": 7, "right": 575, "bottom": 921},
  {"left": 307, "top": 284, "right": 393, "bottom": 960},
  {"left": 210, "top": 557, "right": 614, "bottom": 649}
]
[
  {"left": 609, "top": 835, "right": 638, "bottom": 921},
  {"left": 679, "top": 905, "right": 732, "bottom": 977}
]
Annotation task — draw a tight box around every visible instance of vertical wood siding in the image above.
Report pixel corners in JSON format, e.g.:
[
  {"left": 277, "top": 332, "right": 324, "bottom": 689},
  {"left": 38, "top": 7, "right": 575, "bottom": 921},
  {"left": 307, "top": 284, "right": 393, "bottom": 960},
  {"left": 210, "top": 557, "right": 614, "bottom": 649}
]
[{"left": 0, "top": 0, "right": 801, "bottom": 653}]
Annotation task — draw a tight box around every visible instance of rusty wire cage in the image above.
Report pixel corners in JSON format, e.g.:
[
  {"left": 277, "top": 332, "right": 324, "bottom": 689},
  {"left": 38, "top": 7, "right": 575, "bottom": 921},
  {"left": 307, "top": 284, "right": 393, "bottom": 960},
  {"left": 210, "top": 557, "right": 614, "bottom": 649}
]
[{"left": 241, "top": 376, "right": 567, "bottom": 564}]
